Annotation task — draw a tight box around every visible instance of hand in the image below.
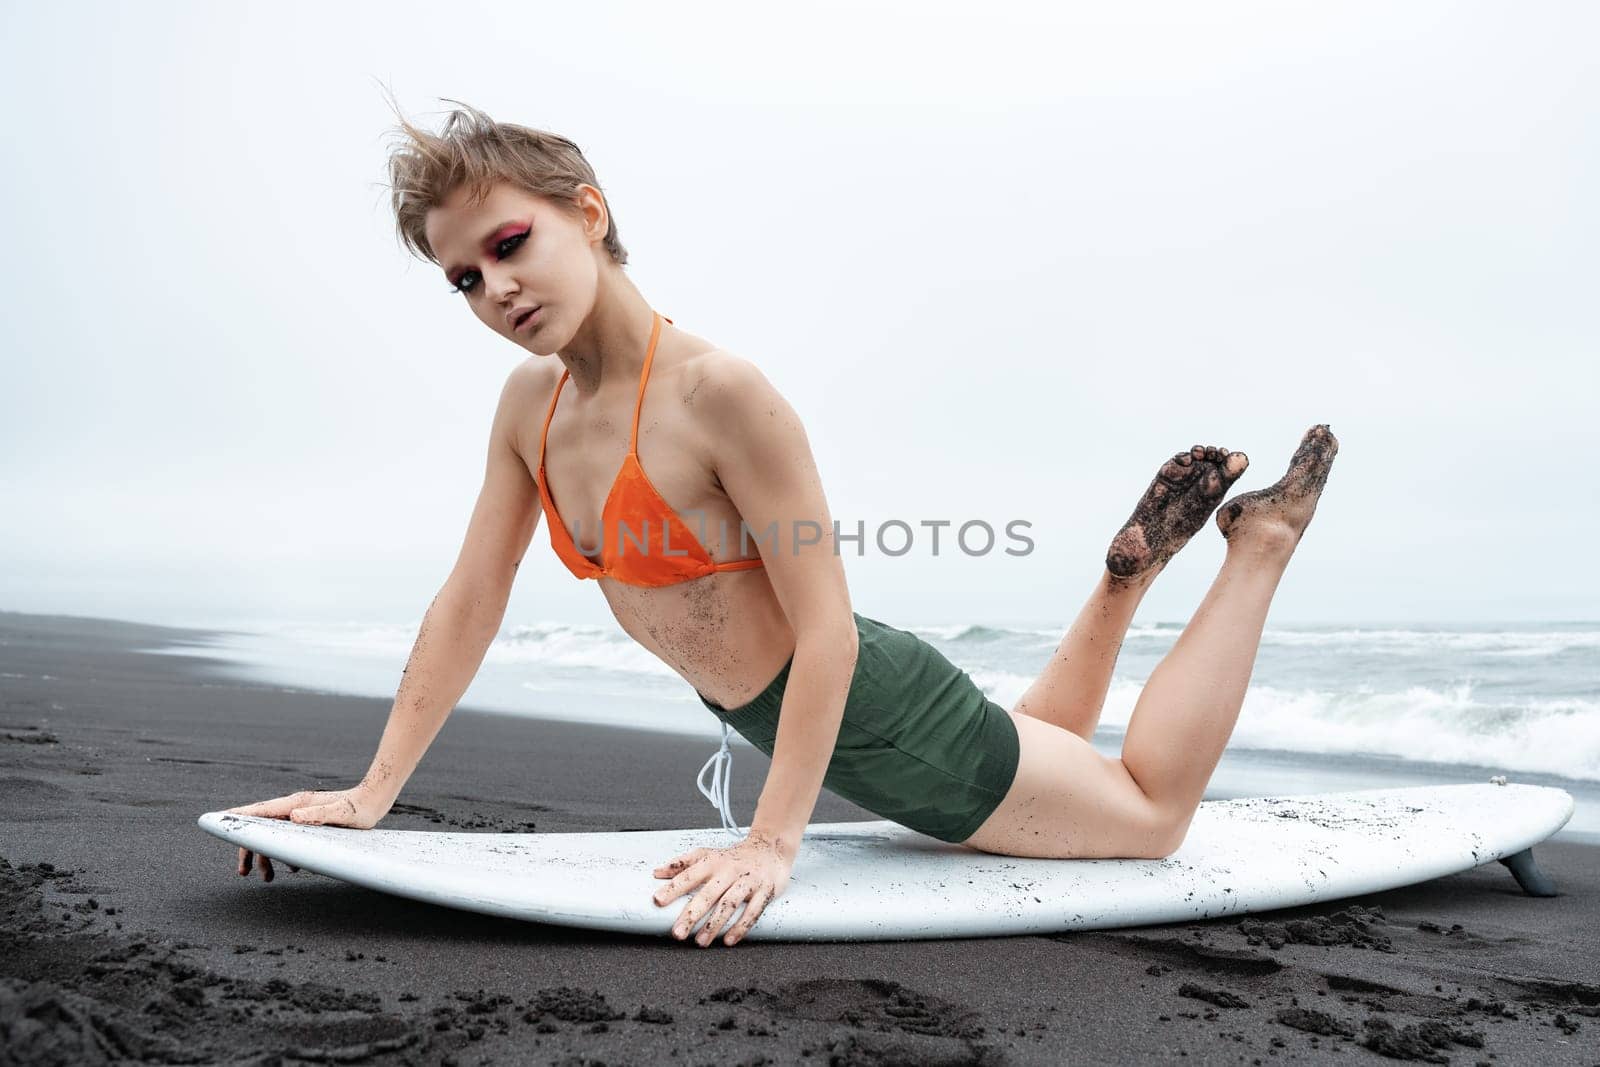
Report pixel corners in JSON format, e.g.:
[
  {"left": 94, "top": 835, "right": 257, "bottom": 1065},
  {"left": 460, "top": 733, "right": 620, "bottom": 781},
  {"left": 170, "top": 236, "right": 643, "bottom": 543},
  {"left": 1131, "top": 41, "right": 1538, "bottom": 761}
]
[
  {"left": 224, "top": 786, "right": 391, "bottom": 883},
  {"left": 651, "top": 830, "right": 794, "bottom": 947}
]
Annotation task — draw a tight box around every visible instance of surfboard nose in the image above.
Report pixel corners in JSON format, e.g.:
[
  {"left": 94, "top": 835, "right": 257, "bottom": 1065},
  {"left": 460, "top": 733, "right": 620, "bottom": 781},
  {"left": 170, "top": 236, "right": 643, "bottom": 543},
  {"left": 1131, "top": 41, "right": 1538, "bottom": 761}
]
[
  {"left": 197, "top": 810, "right": 248, "bottom": 835},
  {"left": 1492, "top": 783, "right": 1575, "bottom": 837}
]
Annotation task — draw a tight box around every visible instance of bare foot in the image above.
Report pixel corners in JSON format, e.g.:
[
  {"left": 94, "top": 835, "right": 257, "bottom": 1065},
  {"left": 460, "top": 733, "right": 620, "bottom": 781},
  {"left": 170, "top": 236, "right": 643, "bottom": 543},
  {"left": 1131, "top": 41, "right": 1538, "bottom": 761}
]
[
  {"left": 1215, "top": 424, "right": 1339, "bottom": 550},
  {"left": 1106, "top": 445, "right": 1250, "bottom": 579}
]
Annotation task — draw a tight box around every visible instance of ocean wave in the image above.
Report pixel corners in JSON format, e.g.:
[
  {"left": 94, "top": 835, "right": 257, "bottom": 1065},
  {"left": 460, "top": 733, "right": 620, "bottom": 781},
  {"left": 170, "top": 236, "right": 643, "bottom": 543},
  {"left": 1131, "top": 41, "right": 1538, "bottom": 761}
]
[
  {"left": 967, "top": 669, "right": 1037, "bottom": 708},
  {"left": 208, "top": 614, "right": 1600, "bottom": 783},
  {"left": 912, "top": 622, "right": 1189, "bottom": 645},
  {"left": 1254, "top": 629, "right": 1600, "bottom": 656},
  {"left": 1224, "top": 683, "right": 1600, "bottom": 781},
  {"left": 921, "top": 621, "right": 1600, "bottom": 658},
  {"left": 491, "top": 622, "right": 677, "bottom": 676},
  {"left": 242, "top": 618, "right": 1597, "bottom": 780},
  {"left": 249, "top": 619, "right": 678, "bottom": 677},
  {"left": 911, "top": 624, "right": 1059, "bottom": 643},
  {"left": 966, "top": 671, "right": 1600, "bottom": 782},
  {"left": 246, "top": 621, "right": 430, "bottom": 657}
]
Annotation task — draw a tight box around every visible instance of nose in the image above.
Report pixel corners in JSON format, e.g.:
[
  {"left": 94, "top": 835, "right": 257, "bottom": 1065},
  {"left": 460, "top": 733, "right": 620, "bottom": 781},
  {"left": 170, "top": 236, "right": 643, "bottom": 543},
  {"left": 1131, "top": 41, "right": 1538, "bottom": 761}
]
[{"left": 482, "top": 263, "right": 519, "bottom": 303}]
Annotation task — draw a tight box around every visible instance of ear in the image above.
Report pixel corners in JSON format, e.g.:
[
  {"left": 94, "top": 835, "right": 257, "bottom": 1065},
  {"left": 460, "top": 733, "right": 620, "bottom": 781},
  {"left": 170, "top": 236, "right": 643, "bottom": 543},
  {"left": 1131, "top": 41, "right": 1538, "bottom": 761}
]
[{"left": 574, "top": 184, "right": 609, "bottom": 244}]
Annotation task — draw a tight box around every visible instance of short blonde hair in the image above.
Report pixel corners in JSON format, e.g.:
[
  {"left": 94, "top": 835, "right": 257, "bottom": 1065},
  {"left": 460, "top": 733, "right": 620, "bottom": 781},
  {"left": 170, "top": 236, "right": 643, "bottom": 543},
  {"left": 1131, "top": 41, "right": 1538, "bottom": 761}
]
[{"left": 384, "top": 98, "right": 628, "bottom": 266}]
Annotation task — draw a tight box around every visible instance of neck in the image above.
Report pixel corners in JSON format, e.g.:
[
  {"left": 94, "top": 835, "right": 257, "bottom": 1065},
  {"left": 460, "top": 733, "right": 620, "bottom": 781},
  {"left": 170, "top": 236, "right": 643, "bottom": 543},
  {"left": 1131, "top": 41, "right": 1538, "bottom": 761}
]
[{"left": 557, "top": 269, "right": 657, "bottom": 397}]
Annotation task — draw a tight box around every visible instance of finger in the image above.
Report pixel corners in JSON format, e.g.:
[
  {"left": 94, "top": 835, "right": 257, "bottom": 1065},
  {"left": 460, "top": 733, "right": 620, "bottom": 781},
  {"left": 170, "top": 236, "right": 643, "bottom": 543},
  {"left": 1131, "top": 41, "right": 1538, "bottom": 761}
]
[
  {"left": 651, "top": 847, "right": 709, "bottom": 878},
  {"left": 260, "top": 855, "right": 275, "bottom": 883},
  {"left": 699, "top": 877, "right": 756, "bottom": 947},
  {"left": 724, "top": 885, "right": 773, "bottom": 945},
  {"left": 697, "top": 889, "right": 746, "bottom": 947},
  {"left": 653, "top": 857, "right": 715, "bottom": 907},
  {"left": 289, "top": 803, "right": 341, "bottom": 826},
  {"left": 654, "top": 863, "right": 710, "bottom": 908},
  {"left": 672, "top": 870, "right": 737, "bottom": 940},
  {"left": 228, "top": 793, "right": 307, "bottom": 818},
  {"left": 237, "top": 847, "right": 252, "bottom": 876},
  {"left": 658, "top": 846, "right": 710, "bottom": 872},
  {"left": 227, "top": 792, "right": 312, "bottom": 819}
]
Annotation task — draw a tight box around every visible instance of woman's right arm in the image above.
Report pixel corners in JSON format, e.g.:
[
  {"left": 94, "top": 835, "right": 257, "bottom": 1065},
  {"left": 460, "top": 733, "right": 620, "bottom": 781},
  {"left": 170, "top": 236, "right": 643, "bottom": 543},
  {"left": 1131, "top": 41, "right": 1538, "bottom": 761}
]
[
  {"left": 355, "top": 573, "right": 518, "bottom": 807},
  {"left": 229, "top": 363, "right": 550, "bottom": 881}
]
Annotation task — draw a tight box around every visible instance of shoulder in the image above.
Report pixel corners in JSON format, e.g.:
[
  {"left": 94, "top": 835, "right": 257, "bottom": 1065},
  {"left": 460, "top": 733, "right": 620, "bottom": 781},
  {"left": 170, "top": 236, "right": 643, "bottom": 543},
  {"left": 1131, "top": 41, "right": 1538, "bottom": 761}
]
[
  {"left": 677, "top": 349, "right": 810, "bottom": 467},
  {"left": 494, "top": 358, "right": 564, "bottom": 454},
  {"left": 502, "top": 356, "right": 564, "bottom": 408},
  {"left": 679, "top": 348, "right": 790, "bottom": 424}
]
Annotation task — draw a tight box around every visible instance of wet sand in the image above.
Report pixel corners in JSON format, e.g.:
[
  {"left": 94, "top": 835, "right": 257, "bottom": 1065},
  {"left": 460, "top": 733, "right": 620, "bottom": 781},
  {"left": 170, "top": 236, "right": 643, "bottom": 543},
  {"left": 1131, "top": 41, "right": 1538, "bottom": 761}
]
[{"left": 2, "top": 608, "right": 1597, "bottom": 1065}]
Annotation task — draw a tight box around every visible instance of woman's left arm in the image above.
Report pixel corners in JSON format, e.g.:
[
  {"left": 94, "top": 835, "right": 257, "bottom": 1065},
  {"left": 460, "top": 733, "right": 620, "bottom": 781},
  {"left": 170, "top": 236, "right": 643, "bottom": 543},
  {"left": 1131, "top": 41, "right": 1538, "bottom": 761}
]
[{"left": 651, "top": 354, "right": 857, "bottom": 946}]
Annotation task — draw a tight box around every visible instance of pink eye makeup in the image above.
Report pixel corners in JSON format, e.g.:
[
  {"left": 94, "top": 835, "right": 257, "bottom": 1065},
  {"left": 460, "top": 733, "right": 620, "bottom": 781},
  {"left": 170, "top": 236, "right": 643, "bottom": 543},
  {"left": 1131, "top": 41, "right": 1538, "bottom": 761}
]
[{"left": 445, "top": 220, "right": 533, "bottom": 295}]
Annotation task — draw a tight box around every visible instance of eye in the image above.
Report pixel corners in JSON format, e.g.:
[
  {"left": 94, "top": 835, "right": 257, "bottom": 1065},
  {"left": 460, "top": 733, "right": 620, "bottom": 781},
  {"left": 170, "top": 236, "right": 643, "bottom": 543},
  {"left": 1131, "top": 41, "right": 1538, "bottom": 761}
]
[
  {"left": 495, "top": 229, "right": 530, "bottom": 258},
  {"left": 448, "top": 227, "right": 531, "bottom": 296}
]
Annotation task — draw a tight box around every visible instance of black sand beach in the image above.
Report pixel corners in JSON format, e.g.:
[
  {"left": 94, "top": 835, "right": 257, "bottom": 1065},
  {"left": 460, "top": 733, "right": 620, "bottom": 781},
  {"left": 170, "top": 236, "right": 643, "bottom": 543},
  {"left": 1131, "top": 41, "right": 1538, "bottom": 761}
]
[{"left": 2, "top": 609, "right": 1597, "bottom": 1065}]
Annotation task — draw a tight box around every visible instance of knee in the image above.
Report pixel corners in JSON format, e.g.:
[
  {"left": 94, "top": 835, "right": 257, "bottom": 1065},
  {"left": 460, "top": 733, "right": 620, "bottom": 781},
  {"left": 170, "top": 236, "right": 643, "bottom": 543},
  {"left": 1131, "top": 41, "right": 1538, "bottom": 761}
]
[
  {"left": 1144, "top": 810, "right": 1193, "bottom": 859},
  {"left": 1120, "top": 799, "right": 1191, "bottom": 860},
  {"left": 1110, "top": 759, "right": 1191, "bottom": 859}
]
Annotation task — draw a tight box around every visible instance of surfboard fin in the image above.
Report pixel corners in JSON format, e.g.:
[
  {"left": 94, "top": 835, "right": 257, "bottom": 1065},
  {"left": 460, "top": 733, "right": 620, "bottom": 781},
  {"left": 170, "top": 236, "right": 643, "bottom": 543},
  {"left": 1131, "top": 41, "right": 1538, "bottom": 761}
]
[{"left": 1497, "top": 847, "right": 1558, "bottom": 897}]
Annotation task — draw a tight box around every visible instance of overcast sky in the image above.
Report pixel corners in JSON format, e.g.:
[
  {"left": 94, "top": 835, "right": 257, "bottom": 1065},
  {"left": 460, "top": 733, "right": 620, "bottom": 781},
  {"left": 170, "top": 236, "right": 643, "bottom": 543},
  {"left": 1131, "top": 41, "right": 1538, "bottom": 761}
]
[{"left": 2, "top": 1, "right": 1595, "bottom": 631}]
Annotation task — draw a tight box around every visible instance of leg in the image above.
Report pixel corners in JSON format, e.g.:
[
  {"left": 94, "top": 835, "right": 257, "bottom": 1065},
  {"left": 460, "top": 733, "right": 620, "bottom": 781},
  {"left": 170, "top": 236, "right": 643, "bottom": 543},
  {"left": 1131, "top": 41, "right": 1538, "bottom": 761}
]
[
  {"left": 965, "top": 425, "right": 1338, "bottom": 861},
  {"left": 1011, "top": 567, "right": 1156, "bottom": 742},
  {"left": 966, "top": 545, "right": 1290, "bottom": 860},
  {"left": 1014, "top": 445, "right": 1249, "bottom": 743},
  {"left": 1118, "top": 423, "right": 1339, "bottom": 841},
  {"left": 1118, "top": 535, "right": 1291, "bottom": 833}
]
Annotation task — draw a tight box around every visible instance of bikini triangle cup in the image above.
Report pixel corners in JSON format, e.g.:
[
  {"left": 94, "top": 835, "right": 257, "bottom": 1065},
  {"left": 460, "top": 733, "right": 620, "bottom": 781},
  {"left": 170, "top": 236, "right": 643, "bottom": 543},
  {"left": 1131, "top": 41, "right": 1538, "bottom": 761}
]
[
  {"left": 533, "top": 311, "right": 755, "bottom": 837},
  {"left": 534, "top": 311, "right": 765, "bottom": 587}
]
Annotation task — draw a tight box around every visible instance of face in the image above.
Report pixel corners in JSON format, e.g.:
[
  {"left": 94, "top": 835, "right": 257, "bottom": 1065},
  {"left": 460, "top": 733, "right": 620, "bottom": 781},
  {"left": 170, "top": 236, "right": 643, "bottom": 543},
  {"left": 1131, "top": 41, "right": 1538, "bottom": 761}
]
[{"left": 424, "top": 180, "right": 609, "bottom": 354}]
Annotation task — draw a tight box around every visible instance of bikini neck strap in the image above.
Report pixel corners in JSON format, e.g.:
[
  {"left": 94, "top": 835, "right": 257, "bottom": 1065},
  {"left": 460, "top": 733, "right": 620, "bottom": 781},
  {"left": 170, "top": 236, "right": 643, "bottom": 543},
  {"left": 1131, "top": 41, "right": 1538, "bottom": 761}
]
[
  {"left": 539, "top": 311, "right": 672, "bottom": 467},
  {"left": 629, "top": 311, "right": 668, "bottom": 452}
]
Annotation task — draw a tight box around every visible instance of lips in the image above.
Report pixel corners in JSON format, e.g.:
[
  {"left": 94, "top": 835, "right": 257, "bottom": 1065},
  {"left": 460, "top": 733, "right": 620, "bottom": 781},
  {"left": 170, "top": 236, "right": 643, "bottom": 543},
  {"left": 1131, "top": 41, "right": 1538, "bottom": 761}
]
[{"left": 510, "top": 306, "right": 542, "bottom": 332}]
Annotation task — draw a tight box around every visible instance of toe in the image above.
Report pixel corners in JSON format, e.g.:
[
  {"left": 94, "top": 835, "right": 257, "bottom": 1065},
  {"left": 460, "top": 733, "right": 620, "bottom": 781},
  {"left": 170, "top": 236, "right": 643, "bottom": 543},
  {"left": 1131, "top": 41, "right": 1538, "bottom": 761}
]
[
  {"left": 1289, "top": 426, "right": 1339, "bottom": 472},
  {"left": 1158, "top": 455, "right": 1198, "bottom": 486},
  {"left": 1222, "top": 452, "right": 1249, "bottom": 480}
]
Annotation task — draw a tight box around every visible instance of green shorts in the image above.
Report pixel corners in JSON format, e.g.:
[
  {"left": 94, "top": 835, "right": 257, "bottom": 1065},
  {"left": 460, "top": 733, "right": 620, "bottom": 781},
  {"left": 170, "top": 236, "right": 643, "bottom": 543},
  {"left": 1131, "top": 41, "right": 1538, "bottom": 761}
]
[{"left": 696, "top": 612, "right": 1020, "bottom": 844}]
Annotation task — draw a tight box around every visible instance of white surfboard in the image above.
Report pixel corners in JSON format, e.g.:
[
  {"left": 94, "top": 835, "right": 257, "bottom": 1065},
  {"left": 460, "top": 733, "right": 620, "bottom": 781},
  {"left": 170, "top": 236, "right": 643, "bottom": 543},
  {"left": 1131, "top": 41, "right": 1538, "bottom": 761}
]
[{"left": 199, "top": 782, "right": 1574, "bottom": 942}]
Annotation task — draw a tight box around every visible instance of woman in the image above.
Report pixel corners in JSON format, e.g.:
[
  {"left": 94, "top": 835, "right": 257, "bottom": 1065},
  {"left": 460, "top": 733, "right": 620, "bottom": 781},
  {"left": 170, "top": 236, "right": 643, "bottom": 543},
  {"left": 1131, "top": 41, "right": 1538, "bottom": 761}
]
[{"left": 227, "top": 103, "right": 1338, "bottom": 948}]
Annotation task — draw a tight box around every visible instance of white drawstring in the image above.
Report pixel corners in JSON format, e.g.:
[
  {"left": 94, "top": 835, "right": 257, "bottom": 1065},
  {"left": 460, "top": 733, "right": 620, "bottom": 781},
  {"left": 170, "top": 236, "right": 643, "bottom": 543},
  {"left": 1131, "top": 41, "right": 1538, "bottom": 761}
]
[{"left": 697, "top": 721, "right": 748, "bottom": 839}]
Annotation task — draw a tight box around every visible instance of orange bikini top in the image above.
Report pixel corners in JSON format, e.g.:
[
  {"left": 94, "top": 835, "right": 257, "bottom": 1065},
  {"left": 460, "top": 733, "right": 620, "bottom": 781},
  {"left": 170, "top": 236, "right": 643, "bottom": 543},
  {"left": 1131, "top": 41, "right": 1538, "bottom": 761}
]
[{"left": 535, "top": 311, "right": 767, "bottom": 587}]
